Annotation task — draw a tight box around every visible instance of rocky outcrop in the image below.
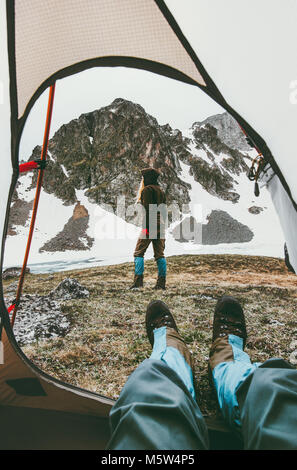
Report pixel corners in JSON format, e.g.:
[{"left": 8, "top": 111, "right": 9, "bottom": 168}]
[
  {"left": 39, "top": 203, "right": 94, "bottom": 252},
  {"left": 7, "top": 198, "right": 33, "bottom": 236},
  {"left": 3, "top": 267, "right": 30, "bottom": 280},
  {"left": 5, "top": 278, "right": 89, "bottom": 346},
  {"left": 248, "top": 206, "right": 264, "bottom": 215},
  {"left": 30, "top": 98, "right": 191, "bottom": 216},
  {"left": 193, "top": 112, "right": 251, "bottom": 152},
  {"left": 202, "top": 210, "right": 254, "bottom": 244},
  {"left": 180, "top": 113, "right": 251, "bottom": 203},
  {"left": 50, "top": 278, "right": 90, "bottom": 300},
  {"left": 28, "top": 101, "right": 251, "bottom": 214},
  {"left": 73, "top": 202, "right": 89, "bottom": 220},
  {"left": 172, "top": 210, "right": 254, "bottom": 245}
]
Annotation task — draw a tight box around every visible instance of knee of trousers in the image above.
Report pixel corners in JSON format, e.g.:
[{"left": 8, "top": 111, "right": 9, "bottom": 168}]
[{"left": 134, "top": 239, "right": 150, "bottom": 258}]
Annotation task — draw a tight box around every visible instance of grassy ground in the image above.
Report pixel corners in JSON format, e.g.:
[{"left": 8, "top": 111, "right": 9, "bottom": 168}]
[{"left": 3, "top": 254, "right": 297, "bottom": 416}]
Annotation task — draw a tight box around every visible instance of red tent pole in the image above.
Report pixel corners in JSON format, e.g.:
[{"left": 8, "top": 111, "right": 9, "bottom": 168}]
[{"left": 10, "top": 83, "right": 56, "bottom": 328}]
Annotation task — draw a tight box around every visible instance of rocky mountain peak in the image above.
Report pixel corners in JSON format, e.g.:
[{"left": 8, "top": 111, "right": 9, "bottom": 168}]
[
  {"left": 30, "top": 98, "right": 191, "bottom": 216},
  {"left": 8, "top": 99, "right": 259, "bottom": 255},
  {"left": 192, "top": 112, "right": 250, "bottom": 152}
]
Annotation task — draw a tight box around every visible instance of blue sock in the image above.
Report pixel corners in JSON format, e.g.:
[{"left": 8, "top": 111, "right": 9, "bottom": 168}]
[
  {"left": 156, "top": 257, "right": 167, "bottom": 277},
  {"left": 134, "top": 257, "right": 144, "bottom": 275}
]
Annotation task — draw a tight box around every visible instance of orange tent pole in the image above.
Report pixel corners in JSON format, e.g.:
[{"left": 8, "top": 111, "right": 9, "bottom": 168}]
[{"left": 11, "top": 83, "right": 56, "bottom": 327}]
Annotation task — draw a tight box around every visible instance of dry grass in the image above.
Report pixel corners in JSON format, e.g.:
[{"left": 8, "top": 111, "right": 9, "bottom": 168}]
[{"left": 4, "top": 254, "right": 297, "bottom": 416}]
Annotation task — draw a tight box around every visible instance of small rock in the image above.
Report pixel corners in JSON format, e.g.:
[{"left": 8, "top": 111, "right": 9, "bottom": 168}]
[
  {"left": 5, "top": 280, "right": 19, "bottom": 293},
  {"left": 4, "top": 277, "right": 89, "bottom": 346},
  {"left": 269, "top": 319, "right": 285, "bottom": 327},
  {"left": 9, "top": 293, "right": 71, "bottom": 346},
  {"left": 248, "top": 206, "right": 264, "bottom": 215},
  {"left": 50, "top": 278, "right": 90, "bottom": 300},
  {"left": 3, "top": 267, "right": 30, "bottom": 280}
]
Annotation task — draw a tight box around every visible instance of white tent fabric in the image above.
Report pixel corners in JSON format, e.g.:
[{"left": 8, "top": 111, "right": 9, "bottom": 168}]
[
  {"left": 267, "top": 174, "right": 297, "bottom": 273},
  {"left": 14, "top": 0, "right": 205, "bottom": 118},
  {"left": 0, "top": 2, "right": 13, "bottom": 259}
]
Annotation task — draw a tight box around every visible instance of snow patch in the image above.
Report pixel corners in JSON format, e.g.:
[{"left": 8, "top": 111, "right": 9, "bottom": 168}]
[
  {"left": 61, "top": 164, "right": 69, "bottom": 177},
  {"left": 3, "top": 160, "right": 285, "bottom": 274}
]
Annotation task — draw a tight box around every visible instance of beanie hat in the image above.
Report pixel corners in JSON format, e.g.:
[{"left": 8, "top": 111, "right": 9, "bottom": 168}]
[{"left": 141, "top": 167, "right": 161, "bottom": 185}]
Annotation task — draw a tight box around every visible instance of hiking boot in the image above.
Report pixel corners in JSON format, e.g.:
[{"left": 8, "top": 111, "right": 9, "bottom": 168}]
[
  {"left": 129, "top": 274, "right": 143, "bottom": 289},
  {"left": 145, "top": 300, "right": 195, "bottom": 384},
  {"left": 209, "top": 295, "right": 247, "bottom": 395},
  {"left": 153, "top": 276, "right": 166, "bottom": 290},
  {"left": 145, "top": 300, "right": 178, "bottom": 346},
  {"left": 212, "top": 295, "right": 247, "bottom": 347}
]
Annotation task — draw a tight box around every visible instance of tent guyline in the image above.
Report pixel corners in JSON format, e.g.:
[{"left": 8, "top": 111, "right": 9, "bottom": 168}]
[{"left": 10, "top": 83, "right": 56, "bottom": 328}]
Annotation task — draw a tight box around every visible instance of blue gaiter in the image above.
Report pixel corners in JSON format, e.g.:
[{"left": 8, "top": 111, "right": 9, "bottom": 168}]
[{"left": 157, "top": 257, "right": 167, "bottom": 277}]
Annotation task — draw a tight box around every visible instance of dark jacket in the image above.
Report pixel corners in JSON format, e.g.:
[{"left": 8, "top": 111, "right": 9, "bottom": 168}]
[{"left": 141, "top": 184, "right": 166, "bottom": 237}]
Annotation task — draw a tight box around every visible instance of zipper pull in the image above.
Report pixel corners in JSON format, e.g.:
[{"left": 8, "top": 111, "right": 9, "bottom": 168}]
[{"left": 254, "top": 181, "right": 260, "bottom": 197}]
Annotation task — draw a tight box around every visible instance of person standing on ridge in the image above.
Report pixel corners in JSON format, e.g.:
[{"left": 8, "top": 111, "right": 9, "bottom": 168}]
[{"left": 130, "top": 167, "right": 167, "bottom": 290}]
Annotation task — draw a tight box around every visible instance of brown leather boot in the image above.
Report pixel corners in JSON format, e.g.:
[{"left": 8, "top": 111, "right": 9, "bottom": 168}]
[
  {"left": 153, "top": 276, "right": 166, "bottom": 290},
  {"left": 209, "top": 295, "right": 247, "bottom": 385},
  {"left": 145, "top": 300, "right": 178, "bottom": 346},
  {"left": 129, "top": 274, "right": 143, "bottom": 289},
  {"left": 145, "top": 300, "right": 194, "bottom": 371},
  {"left": 212, "top": 295, "right": 247, "bottom": 346}
]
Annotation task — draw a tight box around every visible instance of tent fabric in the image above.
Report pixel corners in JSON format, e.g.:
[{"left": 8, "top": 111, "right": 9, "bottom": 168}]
[
  {"left": 0, "top": 406, "right": 110, "bottom": 450},
  {"left": 264, "top": 169, "right": 297, "bottom": 275},
  {"left": 13, "top": 0, "right": 206, "bottom": 119},
  {"left": 0, "top": 330, "right": 113, "bottom": 416},
  {"left": 0, "top": 327, "right": 114, "bottom": 449}
]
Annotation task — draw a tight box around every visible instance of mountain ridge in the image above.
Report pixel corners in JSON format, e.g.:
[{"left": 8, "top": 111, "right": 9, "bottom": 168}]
[{"left": 5, "top": 98, "right": 284, "bottom": 268}]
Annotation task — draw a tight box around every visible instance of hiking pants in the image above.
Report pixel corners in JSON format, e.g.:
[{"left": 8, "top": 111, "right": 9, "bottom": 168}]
[
  {"left": 134, "top": 237, "right": 165, "bottom": 260},
  {"left": 107, "top": 329, "right": 297, "bottom": 450},
  {"left": 133, "top": 236, "right": 166, "bottom": 277},
  {"left": 107, "top": 326, "right": 208, "bottom": 450},
  {"left": 210, "top": 334, "right": 297, "bottom": 449}
]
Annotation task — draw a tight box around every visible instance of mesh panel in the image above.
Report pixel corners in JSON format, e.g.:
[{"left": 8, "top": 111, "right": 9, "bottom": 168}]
[{"left": 15, "top": 0, "right": 205, "bottom": 117}]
